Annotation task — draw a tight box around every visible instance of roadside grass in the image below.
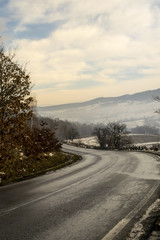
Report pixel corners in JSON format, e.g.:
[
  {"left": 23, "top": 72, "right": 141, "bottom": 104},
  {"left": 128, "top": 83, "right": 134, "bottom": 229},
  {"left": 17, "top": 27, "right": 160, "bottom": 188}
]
[{"left": 0, "top": 152, "right": 81, "bottom": 185}]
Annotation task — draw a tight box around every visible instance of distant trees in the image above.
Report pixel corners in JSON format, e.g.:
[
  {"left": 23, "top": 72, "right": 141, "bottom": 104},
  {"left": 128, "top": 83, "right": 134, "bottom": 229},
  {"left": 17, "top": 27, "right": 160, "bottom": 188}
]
[
  {"left": 29, "top": 115, "right": 100, "bottom": 143},
  {"left": 93, "top": 122, "right": 131, "bottom": 149},
  {"left": 131, "top": 125, "right": 159, "bottom": 135},
  {"left": 75, "top": 123, "right": 95, "bottom": 138},
  {"left": 54, "top": 120, "right": 79, "bottom": 141}
]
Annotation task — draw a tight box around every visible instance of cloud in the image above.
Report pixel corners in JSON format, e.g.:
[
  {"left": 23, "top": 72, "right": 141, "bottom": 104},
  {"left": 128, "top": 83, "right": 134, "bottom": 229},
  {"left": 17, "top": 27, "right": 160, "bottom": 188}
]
[
  {"left": 7, "top": 0, "right": 156, "bottom": 30},
  {"left": 0, "top": 17, "right": 7, "bottom": 31},
  {"left": 4, "top": 0, "right": 160, "bottom": 105},
  {"left": 8, "top": 0, "right": 70, "bottom": 29}
]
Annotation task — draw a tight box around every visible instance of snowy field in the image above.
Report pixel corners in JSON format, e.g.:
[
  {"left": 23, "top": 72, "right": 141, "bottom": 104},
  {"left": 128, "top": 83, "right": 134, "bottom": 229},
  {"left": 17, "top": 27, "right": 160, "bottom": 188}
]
[
  {"left": 72, "top": 136, "right": 99, "bottom": 147},
  {"left": 71, "top": 135, "right": 160, "bottom": 149}
]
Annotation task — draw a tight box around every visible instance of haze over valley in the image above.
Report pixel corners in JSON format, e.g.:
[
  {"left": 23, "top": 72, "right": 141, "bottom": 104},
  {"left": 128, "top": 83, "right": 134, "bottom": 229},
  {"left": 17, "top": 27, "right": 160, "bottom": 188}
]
[{"left": 37, "top": 88, "right": 160, "bottom": 129}]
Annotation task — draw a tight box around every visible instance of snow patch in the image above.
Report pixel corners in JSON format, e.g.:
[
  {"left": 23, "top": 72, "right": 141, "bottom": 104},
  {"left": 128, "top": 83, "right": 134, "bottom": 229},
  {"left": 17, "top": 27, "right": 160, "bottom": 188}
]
[
  {"left": 73, "top": 136, "right": 99, "bottom": 147},
  {"left": 127, "top": 199, "right": 160, "bottom": 240}
]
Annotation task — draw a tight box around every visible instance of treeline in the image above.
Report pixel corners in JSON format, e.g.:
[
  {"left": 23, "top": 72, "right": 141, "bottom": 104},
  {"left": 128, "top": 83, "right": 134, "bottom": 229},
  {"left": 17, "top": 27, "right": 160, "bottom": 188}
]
[
  {"left": 33, "top": 114, "right": 160, "bottom": 150},
  {"left": 131, "top": 125, "right": 159, "bottom": 135},
  {"left": 31, "top": 114, "right": 97, "bottom": 141},
  {"left": 35, "top": 116, "right": 132, "bottom": 150}
]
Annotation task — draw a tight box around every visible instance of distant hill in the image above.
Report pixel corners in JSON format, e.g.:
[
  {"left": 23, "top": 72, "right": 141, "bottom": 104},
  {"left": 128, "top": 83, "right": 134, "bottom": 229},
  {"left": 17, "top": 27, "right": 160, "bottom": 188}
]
[{"left": 37, "top": 88, "right": 160, "bottom": 128}]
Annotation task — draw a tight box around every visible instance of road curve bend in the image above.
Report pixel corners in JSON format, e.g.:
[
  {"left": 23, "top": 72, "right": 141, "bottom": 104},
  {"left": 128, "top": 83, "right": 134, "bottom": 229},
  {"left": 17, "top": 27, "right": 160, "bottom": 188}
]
[{"left": 0, "top": 145, "right": 160, "bottom": 240}]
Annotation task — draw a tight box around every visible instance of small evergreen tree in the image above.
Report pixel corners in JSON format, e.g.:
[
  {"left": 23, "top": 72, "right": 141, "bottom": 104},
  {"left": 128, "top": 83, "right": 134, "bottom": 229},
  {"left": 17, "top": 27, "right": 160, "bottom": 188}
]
[{"left": 21, "top": 121, "right": 62, "bottom": 158}]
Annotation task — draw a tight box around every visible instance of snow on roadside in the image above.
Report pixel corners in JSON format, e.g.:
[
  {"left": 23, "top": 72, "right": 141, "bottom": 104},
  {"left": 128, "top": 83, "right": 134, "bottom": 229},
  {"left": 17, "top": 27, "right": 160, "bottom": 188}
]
[
  {"left": 134, "top": 141, "right": 160, "bottom": 146},
  {"left": 127, "top": 199, "right": 160, "bottom": 240},
  {"left": 72, "top": 136, "right": 99, "bottom": 147}
]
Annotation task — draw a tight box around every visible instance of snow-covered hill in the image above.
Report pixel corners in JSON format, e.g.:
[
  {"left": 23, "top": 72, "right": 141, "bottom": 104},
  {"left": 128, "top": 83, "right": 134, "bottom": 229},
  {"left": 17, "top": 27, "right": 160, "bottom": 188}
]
[{"left": 37, "top": 88, "right": 160, "bottom": 128}]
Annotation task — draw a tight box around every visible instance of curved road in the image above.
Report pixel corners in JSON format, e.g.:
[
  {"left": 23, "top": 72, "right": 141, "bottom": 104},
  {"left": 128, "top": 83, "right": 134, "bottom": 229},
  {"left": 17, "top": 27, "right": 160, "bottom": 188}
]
[{"left": 0, "top": 145, "right": 160, "bottom": 240}]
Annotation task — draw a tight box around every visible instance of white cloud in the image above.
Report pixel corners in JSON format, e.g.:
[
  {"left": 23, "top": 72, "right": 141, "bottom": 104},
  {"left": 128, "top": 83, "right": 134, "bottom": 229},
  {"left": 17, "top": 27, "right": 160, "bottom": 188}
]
[
  {"left": 8, "top": 0, "right": 155, "bottom": 30},
  {"left": 0, "top": 17, "right": 7, "bottom": 31},
  {"left": 6, "top": 0, "right": 160, "bottom": 105}
]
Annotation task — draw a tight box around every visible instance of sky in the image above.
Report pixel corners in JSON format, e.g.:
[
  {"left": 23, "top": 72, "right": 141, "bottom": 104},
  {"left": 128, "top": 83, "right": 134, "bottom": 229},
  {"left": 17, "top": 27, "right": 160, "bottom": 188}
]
[{"left": 1, "top": 0, "right": 160, "bottom": 106}]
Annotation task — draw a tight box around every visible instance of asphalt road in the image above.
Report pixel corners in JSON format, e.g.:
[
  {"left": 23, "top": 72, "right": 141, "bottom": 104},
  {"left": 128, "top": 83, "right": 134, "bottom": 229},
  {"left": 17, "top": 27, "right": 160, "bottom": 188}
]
[{"left": 0, "top": 145, "right": 160, "bottom": 240}]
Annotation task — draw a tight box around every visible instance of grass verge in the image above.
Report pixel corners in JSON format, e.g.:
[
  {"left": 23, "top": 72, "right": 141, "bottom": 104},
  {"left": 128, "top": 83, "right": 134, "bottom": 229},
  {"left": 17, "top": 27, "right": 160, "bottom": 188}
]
[{"left": 0, "top": 151, "right": 81, "bottom": 185}]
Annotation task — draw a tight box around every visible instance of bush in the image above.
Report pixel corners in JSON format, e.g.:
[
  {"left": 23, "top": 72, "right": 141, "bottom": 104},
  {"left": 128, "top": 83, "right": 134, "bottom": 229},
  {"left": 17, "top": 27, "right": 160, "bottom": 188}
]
[
  {"left": 0, "top": 152, "right": 80, "bottom": 183},
  {"left": 21, "top": 123, "right": 62, "bottom": 158}
]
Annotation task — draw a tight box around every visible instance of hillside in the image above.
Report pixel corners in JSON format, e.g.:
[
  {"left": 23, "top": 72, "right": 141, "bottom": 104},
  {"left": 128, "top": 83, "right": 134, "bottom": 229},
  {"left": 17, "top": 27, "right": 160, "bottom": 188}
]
[{"left": 37, "top": 88, "right": 160, "bottom": 128}]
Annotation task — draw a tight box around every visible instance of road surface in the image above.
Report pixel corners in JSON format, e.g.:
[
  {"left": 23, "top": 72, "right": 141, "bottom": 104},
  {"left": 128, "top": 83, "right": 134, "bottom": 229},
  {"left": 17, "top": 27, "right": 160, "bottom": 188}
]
[{"left": 0, "top": 145, "right": 160, "bottom": 240}]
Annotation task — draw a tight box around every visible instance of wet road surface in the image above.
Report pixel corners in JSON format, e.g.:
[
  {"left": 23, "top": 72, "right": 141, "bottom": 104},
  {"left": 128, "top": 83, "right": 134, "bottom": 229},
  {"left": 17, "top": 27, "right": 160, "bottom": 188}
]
[{"left": 0, "top": 145, "right": 160, "bottom": 240}]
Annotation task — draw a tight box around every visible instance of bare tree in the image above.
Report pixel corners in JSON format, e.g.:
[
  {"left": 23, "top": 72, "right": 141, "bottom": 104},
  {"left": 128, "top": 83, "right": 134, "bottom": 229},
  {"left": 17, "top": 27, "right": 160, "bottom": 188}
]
[
  {"left": 106, "top": 122, "right": 130, "bottom": 149},
  {"left": 93, "top": 127, "right": 108, "bottom": 149},
  {"left": 94, "top": 122, "right": 131, "bottom": 149}
]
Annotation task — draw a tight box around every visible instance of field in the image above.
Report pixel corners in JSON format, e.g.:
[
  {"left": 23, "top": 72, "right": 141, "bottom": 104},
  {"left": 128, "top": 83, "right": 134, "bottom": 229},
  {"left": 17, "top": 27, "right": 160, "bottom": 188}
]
[{"left": 71, "top": 134, "right": 160, "bottom": 148}]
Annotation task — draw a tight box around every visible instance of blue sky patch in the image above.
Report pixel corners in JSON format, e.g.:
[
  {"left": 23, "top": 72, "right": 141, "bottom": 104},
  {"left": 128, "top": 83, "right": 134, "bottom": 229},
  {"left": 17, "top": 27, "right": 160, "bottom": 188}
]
[
  {"left": 15, "top": 21, "right": 64, "bottom": 40},
  {"left": 66, "top": 79, "right": 103, "bottom": 90},
  {"left": 111, "top": 67, "right": 146, "bottom": 81},
  {"left": 0, "top": 0, "right": 9, "bottom": 18}
]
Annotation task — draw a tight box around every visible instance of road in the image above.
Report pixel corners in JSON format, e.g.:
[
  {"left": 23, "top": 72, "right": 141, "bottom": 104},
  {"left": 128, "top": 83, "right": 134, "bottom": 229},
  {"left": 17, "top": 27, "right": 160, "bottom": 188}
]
[{"left": 0, "top": 145, "right": 160, "bottom": 240}]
